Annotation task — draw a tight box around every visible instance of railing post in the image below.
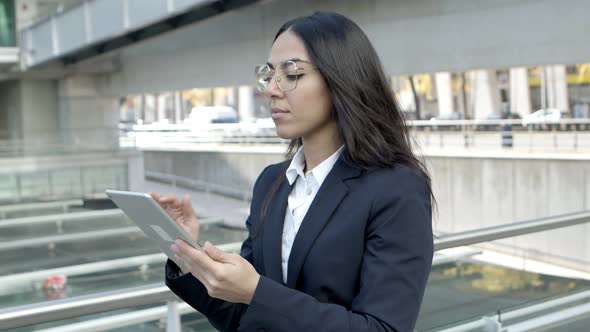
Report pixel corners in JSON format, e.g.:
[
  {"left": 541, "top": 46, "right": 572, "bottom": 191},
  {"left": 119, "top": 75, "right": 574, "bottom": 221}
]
[
  {"left": 166, "top": 301, "right": 181, "bottom": 332},
  {"left": 482, "top": 315, "right": 503, "bottom": 332}
]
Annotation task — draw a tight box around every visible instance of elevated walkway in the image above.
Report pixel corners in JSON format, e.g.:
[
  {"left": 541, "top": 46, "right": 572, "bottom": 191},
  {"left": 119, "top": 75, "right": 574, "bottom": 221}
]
[{"left": 143, "top": 178, "right": 250, "bottom": 229}]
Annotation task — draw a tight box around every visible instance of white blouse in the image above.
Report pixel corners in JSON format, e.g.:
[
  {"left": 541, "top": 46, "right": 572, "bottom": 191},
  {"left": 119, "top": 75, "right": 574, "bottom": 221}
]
[{"left": 281, "top": 145, "right": 344, "bottom": 283}]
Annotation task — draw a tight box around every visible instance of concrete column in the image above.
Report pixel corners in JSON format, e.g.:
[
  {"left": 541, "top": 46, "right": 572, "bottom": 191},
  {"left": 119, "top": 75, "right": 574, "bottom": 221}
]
[
  {"left": 509, "top": 67, "right": 532, "bottom": 117},
  {"left": 238, "top": 86, "right": 255, "bottom": 122},
  {"left": 174, "top": 92, "right": 182, "bottom": 123},
  {"left": 470, "top": 70, "right": 501, "bottom": 119},
  {"left": 213, "top": 88, "right": 227, "bottom": 106},
  {"left": 435, "top": 72, "right": 453, "bottom": 118},
  {"left": 227, "top": 86, "right": 237, "bottom": 109},
  {"left": 58, "top": 75, "right": 119, "bottom": 149},
  {"left": 156, "top": 93, "right": 168, "bottom": 122},
  {"left": 21, "top": 80, "right": 59, "bottom": 144},
  {"left": 545, "top": 65, "right": 569, "bottom": 111},
  {"left": 0, "top": 79, "right": 59, "bottom": 144}
]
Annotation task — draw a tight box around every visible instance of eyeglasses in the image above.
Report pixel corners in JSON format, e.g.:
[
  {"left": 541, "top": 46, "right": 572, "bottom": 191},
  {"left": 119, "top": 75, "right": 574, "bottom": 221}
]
[{"left": 254, "top": 60, "right": 318, "bottom": 92}]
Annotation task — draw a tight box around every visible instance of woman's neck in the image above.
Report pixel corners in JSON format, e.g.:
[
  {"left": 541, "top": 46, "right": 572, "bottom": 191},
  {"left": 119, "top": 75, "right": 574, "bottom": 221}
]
[{"left": 301, "top": 124, "right": 342, "bottom": 172}]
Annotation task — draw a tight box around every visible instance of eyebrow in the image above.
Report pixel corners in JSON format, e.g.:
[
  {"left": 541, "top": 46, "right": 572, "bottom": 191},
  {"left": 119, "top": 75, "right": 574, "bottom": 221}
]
[{"left": 265, "top": 58, "right": 311, "bottom": 69}]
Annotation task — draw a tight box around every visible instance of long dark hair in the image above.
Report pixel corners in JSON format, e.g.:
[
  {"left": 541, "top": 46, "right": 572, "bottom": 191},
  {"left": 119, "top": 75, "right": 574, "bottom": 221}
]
[{"left": 260, "top": 11, "right": 435, "bottom": 225}]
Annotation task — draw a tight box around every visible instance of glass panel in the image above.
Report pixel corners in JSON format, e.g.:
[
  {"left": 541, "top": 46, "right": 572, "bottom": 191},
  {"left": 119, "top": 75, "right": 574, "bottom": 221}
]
[{"left": 0, "top": 0, "right": 15, "bottom": 47}]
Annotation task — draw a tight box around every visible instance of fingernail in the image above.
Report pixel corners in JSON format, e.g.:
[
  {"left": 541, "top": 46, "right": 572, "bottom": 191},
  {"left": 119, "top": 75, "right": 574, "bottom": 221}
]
[{"left": 170, "top": 244, "right": 178, "bottom": 253}]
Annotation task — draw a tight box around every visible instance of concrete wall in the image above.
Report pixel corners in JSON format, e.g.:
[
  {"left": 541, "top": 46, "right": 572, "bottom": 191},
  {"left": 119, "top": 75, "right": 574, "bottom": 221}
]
[
  {"left": 58, "top": 75, "right": 119, "bottom": 149},
  {"left": 20, "top": 79, "right": 59, "bottom": 143},
  {"left": 0, "top": 150, "right": 143, "bottom": 203},
  {"left": 144, "top": 149, "right": 283, "bottom": 197},
  {"left": 144, "top": 148, "right": 590, "bottom": 271},
  {"left": 0, "top": 79, "right": 58, "bottom": 142},
  {"left": 93, "top": 0, "right": 590, "bottom": 95}
]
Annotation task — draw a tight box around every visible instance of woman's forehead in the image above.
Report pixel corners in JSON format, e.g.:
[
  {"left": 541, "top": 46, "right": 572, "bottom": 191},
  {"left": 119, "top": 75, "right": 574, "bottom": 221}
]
[{"left": 267, "top": 31, "right": 310, "bottom": 67}]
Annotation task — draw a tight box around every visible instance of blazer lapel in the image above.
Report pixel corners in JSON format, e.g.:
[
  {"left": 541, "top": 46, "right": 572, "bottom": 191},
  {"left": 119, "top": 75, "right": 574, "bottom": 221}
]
[
  {"left": 286, "top": 157, "right": 362, "bottom": 288},
  {"left": 262, "top": 177, "right": 290, "bottom": 283}
]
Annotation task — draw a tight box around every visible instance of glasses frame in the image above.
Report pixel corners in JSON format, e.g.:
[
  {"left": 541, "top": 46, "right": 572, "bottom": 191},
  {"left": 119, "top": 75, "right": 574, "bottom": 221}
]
[{"left": 254, "top": 60, "right": 317, "bottom": 92}]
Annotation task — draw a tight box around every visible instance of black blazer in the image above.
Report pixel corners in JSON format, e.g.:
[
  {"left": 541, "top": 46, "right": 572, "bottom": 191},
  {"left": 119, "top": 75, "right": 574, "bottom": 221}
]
[{"left": 166, "top": 156, "right": 433, "bottom": 332}]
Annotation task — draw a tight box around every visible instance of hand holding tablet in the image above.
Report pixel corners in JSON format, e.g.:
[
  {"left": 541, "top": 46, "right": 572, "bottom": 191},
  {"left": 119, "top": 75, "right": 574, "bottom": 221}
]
[{"left": 105, "top": 190, "right": 203, "bottom": 268}]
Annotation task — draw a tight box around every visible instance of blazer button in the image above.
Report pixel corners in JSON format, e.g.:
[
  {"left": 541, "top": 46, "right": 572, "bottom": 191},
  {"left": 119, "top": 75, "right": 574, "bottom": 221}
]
[{"left": 257, "top": 328, "right": 267, "bottom": 332}]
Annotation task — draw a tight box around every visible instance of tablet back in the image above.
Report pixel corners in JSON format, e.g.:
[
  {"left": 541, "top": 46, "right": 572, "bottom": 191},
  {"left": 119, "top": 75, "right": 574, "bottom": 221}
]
[{"left": 105, "top": 189, "right": 202, "bottom": 267}]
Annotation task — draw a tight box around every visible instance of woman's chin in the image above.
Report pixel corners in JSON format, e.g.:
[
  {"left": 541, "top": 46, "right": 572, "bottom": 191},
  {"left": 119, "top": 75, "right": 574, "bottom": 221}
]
[{"left": 275, "top": 128, "right": 300, "bottom": 140}]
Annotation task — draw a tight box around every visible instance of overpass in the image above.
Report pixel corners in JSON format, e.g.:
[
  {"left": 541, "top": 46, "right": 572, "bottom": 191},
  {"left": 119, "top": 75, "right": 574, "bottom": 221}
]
[{"left": 1, "top": 0, "right": 590, "bottom": 146}]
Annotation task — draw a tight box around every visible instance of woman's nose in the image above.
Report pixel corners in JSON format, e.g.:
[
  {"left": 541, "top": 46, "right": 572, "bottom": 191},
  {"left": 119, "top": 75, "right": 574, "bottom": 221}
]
[{"left": 262, "top": 76, "right": 284, "bottom": 98}]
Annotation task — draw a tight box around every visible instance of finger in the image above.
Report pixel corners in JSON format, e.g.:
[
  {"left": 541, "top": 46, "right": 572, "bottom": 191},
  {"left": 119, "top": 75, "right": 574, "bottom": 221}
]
[
  {"left": 176, "top": 240, "right": 221, "bottom": 276},
  {"left": 182, "top": 195, "right": 197, "bottom": 218},
  {"left": 160, "top": 194, "right": 179, "bottom": 205},
  {"left": 204, "top": 241, "right": 230, "bottom": 264},
  {"left": 172, "top": 248, "right": 208, "bottom": 281},
  {"left": 148, "top": 192, "right": 161, "bottom": 201}
]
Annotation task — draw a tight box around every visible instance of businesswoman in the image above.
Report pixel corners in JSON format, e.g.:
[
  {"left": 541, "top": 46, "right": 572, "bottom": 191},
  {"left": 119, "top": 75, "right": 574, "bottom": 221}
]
[{"left": 154, "top": 11, "right": 434, "bottom": 332}]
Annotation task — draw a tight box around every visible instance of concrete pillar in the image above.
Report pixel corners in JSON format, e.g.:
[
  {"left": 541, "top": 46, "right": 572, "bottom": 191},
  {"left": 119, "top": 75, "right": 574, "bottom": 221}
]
[
  {"left": 435, "top": 72, "right": 453, "bottom": 118},
  {"left": 22, "top": 80, "right": 59, "bottom": 144},
  {"left": 470, "top": 70, "right": 501, "bottom": 119},
  {"left": 545, "top": 65, "right": 569, "bottom": 111},
  {"left": 213, "top": 88, "right": 227, "bottom": 106},
  {"left": 0, "top": 79, "right": 59, "bottom": 144},
  {"left": 58, "top": 75, "right": 119, "bottom": 149},
  {"left": 156, "top": 93, "right": 167, "bottom": 122},
  {"left": 509, "top": 67, "right": 532, "bottom": 117},
  {"left": 174, "top": 92, "right": 183, "bottom": 124},
  {"left": 238, "top": 86, "right": 255, "bottom": 122},
  {"left": 227, "top": 86, "right": 237, "bottom": 109}
]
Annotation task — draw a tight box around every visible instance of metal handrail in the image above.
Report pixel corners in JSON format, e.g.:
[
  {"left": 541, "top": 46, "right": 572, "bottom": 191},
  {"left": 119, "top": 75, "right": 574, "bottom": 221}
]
[
  {"left": 0, "top": 284, "right": 174, "bottom": 330},
  {"left": 0, "top": 241, "right": 243, "bottom": 330},
  {"left": 35, "top": 302, "right": 196, "bottom": 332},
  {"left": 0, "top": 236, "right": 235, "bottom": 297},
  {"left": 0, "top": 199, "right": 83, "bottom": 214},
  {"left": 1, "top": 211, "right": 589, "bottom": 330},
  {"left": 437, "top": 289, "right": 590, "bottom": 332},
  {"left": 0, "top": 216, "right": 223, "bottom": 251},
  {"left": 434, "top": 210, "right": 590, "bottom": 251}
]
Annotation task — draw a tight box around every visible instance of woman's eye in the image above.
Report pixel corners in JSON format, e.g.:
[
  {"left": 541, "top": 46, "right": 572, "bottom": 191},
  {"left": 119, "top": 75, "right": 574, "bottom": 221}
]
[{"left": 285, "top": 74, "right": 304, "bottom": 81}]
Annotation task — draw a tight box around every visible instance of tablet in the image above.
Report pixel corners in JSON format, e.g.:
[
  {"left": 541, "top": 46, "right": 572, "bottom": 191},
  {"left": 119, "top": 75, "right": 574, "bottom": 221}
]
[{"left": 105, "top": 189, "right": 203, "bottom": 268}]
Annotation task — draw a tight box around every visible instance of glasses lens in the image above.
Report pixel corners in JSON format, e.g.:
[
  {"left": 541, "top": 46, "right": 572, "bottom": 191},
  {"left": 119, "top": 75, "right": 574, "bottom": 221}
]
[
  {"left": 255, "top": 64, "right": 272, "bottom": 92},
  {"left": 276, "top": 61, "right": 299, "bottom": 91}
]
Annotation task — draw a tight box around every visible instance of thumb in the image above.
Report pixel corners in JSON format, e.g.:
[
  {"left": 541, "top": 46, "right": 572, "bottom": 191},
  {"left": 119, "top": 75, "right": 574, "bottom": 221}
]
[{"left": 204, "top": 241, "right": 229, "bottom": 263}]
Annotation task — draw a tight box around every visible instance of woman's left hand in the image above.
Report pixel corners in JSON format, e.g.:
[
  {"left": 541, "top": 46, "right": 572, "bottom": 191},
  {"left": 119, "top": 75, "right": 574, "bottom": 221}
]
[{"left": 170, "top": 240, "right": 260, "bottom": 304}]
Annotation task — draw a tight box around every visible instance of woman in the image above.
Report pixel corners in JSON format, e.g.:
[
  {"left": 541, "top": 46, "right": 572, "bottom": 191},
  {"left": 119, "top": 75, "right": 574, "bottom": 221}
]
[{"left": 154, "top": 11, "right": 433, "bottom": 332}]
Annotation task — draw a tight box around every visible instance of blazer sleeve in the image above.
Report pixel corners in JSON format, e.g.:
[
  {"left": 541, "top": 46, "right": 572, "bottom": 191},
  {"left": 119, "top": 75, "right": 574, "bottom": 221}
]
[
  {"left": 238, "top": 168, "right": 434, "bottom": 332},
  {"left": 165, "top": 165, "right": 271, "bottom": 332}
]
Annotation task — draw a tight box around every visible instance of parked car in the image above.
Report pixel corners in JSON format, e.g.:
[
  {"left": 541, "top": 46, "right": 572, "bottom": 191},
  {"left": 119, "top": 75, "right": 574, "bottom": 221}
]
[
  {"left": 185, "top": 106, "right": 238, "bottom": 125},
  {"left": 522, "top": 108, "right": 562, "bottom": 126}
]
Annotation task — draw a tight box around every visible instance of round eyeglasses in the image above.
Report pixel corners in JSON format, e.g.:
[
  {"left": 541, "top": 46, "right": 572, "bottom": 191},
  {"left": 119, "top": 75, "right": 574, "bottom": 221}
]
[{"left": 254, "top": 60, "right": 317, "bottom": 92}]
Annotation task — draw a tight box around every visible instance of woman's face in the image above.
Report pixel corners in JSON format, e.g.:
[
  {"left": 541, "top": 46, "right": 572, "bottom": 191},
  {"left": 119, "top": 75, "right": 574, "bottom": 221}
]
[{"left": 262, "top": 30, "right": 335, "bottom": 141}]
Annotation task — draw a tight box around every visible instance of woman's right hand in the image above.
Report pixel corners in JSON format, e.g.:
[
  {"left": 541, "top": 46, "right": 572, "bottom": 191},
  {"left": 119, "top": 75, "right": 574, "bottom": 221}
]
[{"left": 149, "top": 192, "right": 200, "bottom": 243}]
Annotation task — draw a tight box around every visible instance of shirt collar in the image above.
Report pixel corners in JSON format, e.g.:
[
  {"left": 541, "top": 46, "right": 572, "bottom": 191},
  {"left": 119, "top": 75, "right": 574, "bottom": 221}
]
[{"left": 285, "top": 145, "right": 345, "bottom": 186}]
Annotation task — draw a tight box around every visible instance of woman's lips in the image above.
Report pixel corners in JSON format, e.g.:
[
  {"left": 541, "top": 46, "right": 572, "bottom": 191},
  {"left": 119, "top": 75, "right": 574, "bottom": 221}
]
[{"left": 271, "top": 108, "right": 290, "bottom": 120}]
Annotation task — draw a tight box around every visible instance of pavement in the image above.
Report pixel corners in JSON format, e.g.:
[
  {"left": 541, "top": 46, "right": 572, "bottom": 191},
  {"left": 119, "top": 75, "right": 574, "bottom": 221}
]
[{"left": 142, "top": 179, "right": 250, "bottom": 229}]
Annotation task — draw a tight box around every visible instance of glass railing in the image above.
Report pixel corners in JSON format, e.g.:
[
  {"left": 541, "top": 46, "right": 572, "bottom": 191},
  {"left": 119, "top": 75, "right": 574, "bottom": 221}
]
[{"left": 1, "top": 208, "right": 589, "bottom": 331}]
